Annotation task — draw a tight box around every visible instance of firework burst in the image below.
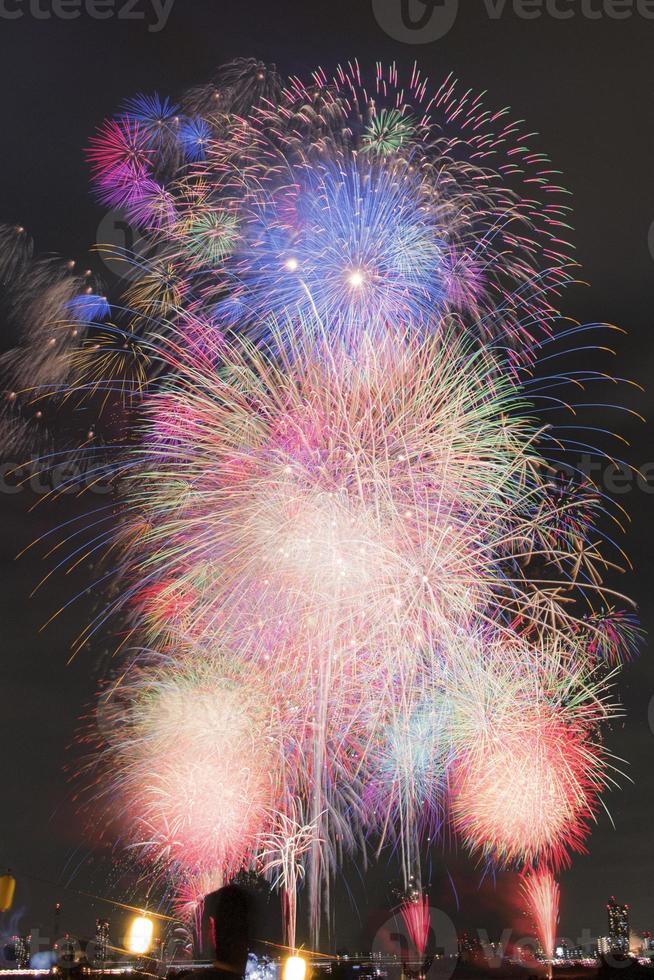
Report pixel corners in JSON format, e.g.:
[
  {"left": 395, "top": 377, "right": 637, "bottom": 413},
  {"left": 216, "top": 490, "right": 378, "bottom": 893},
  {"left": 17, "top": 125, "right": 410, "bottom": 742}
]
[
  {"left": 95, "top": 652, "right": 281, "bottom": 905},
  {"left": 448, "top": 634, "right": 621, "bottom": 869}
]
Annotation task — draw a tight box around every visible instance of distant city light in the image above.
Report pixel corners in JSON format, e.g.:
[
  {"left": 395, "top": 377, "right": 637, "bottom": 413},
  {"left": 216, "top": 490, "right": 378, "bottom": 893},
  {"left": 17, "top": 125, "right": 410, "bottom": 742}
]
[
  {"left": 126, "top": 915, "right": 153, "bottom": 955},
  {"left": 283, "top": 955, "right": 307, "bottom": 980}
]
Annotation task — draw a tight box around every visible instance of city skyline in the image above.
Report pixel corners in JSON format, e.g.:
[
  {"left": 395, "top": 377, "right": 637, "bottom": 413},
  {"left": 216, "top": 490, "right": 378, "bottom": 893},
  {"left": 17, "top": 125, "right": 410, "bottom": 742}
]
[{"left": 2, "top": 889, "right": 653, "bottom": 962}]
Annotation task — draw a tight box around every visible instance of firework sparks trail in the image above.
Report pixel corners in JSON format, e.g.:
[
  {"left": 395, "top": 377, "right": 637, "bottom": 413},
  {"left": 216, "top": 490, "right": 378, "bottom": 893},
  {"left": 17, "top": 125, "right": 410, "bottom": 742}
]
[
  {"left": 400, "top": 893, "right": 431, "bottom": 961},
  {"left": 521, "top": 869, "right": 560, "bottom": 979},
  {"left": 259, "top": 809, "right": 318, "bottom": 950}
]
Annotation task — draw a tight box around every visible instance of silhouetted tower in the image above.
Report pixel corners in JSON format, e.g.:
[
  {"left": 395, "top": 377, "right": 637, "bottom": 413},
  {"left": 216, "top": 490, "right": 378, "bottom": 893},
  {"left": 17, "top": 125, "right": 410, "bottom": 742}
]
[
  {"left": 53, "top": 903, "right": 62, "bottom": 943},
  {"left": 96, "top": 918, "right": 110, "bottom": 964}
]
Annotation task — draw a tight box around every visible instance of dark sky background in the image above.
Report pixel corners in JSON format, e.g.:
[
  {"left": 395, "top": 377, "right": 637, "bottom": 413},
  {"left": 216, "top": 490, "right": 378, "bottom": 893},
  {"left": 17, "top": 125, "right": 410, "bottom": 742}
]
[{"left": 0, "top": 0, "right": 653, "bottom": 957}]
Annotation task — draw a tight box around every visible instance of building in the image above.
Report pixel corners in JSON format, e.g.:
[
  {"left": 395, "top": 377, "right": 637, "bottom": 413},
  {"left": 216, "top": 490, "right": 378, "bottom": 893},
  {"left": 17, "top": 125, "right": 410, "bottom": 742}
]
[
  {"left": 607, "top": 898, "right": 630, "bottom": 954},
  {"left": 95, "top": 918, "right": 110, "bottom": 963},
  {"left": 458, "top": 933, "right": 482, "bottom": 963},
  {"left": 14, "top": 935, "right": 31, "bottom": 970},
  {"left": 554, "top": 942, "right": 586, "bottom": 961}
]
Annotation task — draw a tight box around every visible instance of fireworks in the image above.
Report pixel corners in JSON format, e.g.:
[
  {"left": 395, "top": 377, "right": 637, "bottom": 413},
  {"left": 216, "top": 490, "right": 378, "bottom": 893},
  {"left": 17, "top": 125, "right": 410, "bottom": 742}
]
[
  {"left": 399, "top": 892, "right": 431, "bottom": 960},
  {"left": 209, "top": 61, "right": 574, "bottom": 347},
  {"left": 212, "top": 157, "right": 451, "bottom": 342},
  {"left": 451, "top": 708, "right": 605, "bottom": 868},
  {"left": 111, "top": 326, "right": 563, "bottom": 919},
  {"left": 96, "top": 653, "right": 280, "bottom": 912},
  {"left": 448, "top": 633, "right": 621, "bottom": 869},
  {"left": 124, "top": 328, "right": 547, "bottom": 652},
  {"left": 4, "top": 58, "right": 639, "bottom": 945},
  {"left": 78, "top": 60, "right": 576, "bottom": 363},
  {"left": 522, "top": 869, "right": 560, "bottom": 977},
  {"left": 84, "top": 319, "right": 629, "bottom": 935},
  {"left": 0, "top": 224, "right": 106, "bottom": 460}
]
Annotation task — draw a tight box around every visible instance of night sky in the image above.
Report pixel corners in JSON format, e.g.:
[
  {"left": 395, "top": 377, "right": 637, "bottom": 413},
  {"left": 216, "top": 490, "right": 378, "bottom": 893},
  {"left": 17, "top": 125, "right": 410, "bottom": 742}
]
[{"left": 0, "top": 0, "right": 653, "bottom": 955}]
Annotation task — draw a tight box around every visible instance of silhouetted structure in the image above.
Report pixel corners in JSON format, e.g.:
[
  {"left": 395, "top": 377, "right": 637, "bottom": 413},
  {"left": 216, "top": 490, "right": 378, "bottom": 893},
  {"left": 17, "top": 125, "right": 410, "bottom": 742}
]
[{"left": 201, "top": 885, "right": 251, "bottom": 979}]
